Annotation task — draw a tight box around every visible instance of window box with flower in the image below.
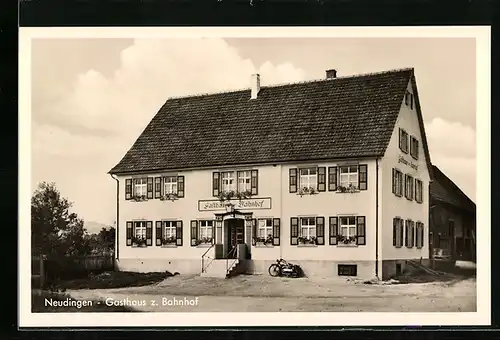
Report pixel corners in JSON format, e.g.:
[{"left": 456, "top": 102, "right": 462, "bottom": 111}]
[
  {"left": 336, "top": 235, "right": 357, "bottom": 246},
  {"left": 297, "top": 186, "right": 318, "bottom": 197},
  {"left": 160, "top": 193, "right": 179, "bottom": 202},
  {"left": 297, "top": 236, "right": 318, "bottom": 246},
  {"left": 253, "top": 234, "right": 274, "bottom": 247},
  {"left": 336, "top": 184, "right": 360, "bottom": 193},
  {"left": 217, "top": 189, "right": 253, "bottom": 203},
  {"left": 195, "top": 237, "right": 213, "bottom": 247},
  {"left": 133, "top": 194, "right": 148, "bottom": 202},
  {"left": 161, "top": 236, "right": 178, "bottom": 247},
  {"left": 131, "top": 236, "right": 147, "bottom": 247}
]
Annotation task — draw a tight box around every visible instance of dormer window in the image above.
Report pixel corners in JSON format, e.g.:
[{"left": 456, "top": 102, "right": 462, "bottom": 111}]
[{"left": 399, "top": 128, "right": 409, "bottom": 153}]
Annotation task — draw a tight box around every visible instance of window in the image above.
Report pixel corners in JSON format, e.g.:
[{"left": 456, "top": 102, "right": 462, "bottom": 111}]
[
  {"left": 339, "top": 216, "right": 357, "bottom": 239},
  {"left": 415, "top": 179, "right": 423, "bottom": 203},
  {"left": 257, "top": 218, "right": 273, "bottom": 239},
  {"left": 163, "top": 176, "right": 178, "bottom": 195},
  {"left": 339, "top": 165, "right": 358, "bottom": 188},
  {"left": 416, "top": 222, "right": 424, "bottom": 248},
  {"left": 133, "top": 178, "right": 147, "bottom": 197},
  {"left": 134, "top": 221, "right": 147, "bottom": 239},
  {"left": 399, "top": 128, "right": 409, "bottom": 153},
  {"left": 221, "top": 171, "right": 236, "bottom": 192},
  {"left": 410, "top": 136, "right": 419, "bottom": 159},
  {"left": 338, "top": 264, "right": 357, "bottom": 276},
  {"left": 405, "top": 174, "right": 414, "bottom": 200},
  {"left": 163, "top": 221, "right": 177, "bottom": 239},
  {"left": 299, "top": 168, "right": 317, "bottom": 190},
  {"left": 405, "top": 91, "right": 414, "bottom": 109},
  {"left": 300, "top": 217, "right": 316, "bottom": 239},
  {"left": 392, "top": 169, "right": 403, "bottom": 197},
  {"left": 199, "top": 220, "right": 213, "bottom": 244},
  {"left": 405, "top": 220, "right": 415, "bottom": 248},
  {"left": 237, "top": 171, "right": 252, "bottom": 193},
  {"left": 393, "top": 217, "right": 404, "bottom": 247}
]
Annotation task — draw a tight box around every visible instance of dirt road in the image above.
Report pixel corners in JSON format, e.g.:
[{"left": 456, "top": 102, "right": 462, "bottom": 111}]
[{"left": 67, "top": 274, "right": 476, "bottom": 312}]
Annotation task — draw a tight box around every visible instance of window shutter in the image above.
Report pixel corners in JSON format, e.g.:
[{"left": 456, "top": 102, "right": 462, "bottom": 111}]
[
  {"left": 176, "top": 221, "right": 183, "bottom": 246},
  {"left": 392, "top": 169, "right": 396, "bottom": 194},
  {"left": 252, "top": 219, "right": 257, "bottom": 246},
  {"left": 147, "top": 178, "right": 154, "bottom": 199},
  {"left": 289, "top": 168, "right": 297, "bottom": 193},
  {"left": 272, "top": 218, "right": 280, "bottom": 246},
  {"left": 410, "top": 94, "right": 414, "bottom": 109},
  {"left": 154, "top": 177, "right": 162, "bottom": 199},
  {"left": 212, "top": 172, "right": 220, "bottom": 197},
  {"left": 146, "top": 221, "right": 153, "bottom": 246},
  {"left": 399, "top": 220, "right": 404, "bottom": 247},
  {"left": 329, "top": 217, "right": 338, "bottom": 245},
  {"left": 404, "top": 174, "right": 408, "bottom": 199},
  {"left": 316, "top": 217, "right": 325, "bottom": 245},
  {"left": 126, "top": 221, "right": 133, "bottom": 246},
  {"left": 177, "top": 176, "right": 185, "bottom": 198},
  {"left": 405, "top": 220, "right": 409, "bottom": 247},
  {"left": 328, "top": 167, "right": 337, "bottom": 191},
  {"left": 317, "top": 167, "right": 326, "bottom": 192},
  {"left": 420, "top": 223, "right": 425, "bottom": 248},
  {"left": 290, "top": 217, "right": 298, "bottom": 245},
  {"left": 190, "top": 220, "right": 198, "bottom": 246},
  {"left": 356, "top": 216, "right": 366, "bottom": 245},
  {"left": 125, "top": 179, "right": 132, "bottom": 200},
  {"left": 358, "top": 164, "right": 368, "bottom": 190},
  {"left": 393, "top": 218, "right": 397, "bottom": 246},
  {"left": 415, "top": 140, "right": 419, "bottom": 158},
  {"left": 251, "top": 170, "right": 258, "bottom": 195},
  {"left": 155, "top": 221, "right": 162, "bottom": 246}
]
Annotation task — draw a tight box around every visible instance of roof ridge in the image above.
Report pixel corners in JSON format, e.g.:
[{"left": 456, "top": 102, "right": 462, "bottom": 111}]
[{"left": 166, "top": 67, "right": 414, "bottom": 101}]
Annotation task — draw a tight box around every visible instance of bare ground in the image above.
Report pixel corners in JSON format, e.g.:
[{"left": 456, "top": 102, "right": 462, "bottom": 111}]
[{"left": 67, "top": 274, "right": 476, "bottom": 312}]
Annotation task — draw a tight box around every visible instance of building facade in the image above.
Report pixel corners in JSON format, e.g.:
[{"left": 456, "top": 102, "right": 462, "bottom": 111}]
[
  {"left": 429, "top": 165, "right": 476, "bottom": 263},
  {"left": 109, "top": 68, "right": 432, "bottom": 280}
]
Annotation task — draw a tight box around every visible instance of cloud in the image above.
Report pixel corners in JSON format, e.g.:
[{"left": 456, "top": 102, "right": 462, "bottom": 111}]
[
  {"left": 425, "top": 118, "right": 476, "bottom": 201},
  {"left": 32, "top": 38, "right": 307, "bottom": 223}
]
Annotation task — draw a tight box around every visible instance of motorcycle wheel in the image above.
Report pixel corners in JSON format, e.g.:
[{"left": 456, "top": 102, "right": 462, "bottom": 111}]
[{"left": 268, "top": 264, "right": 281, "bottom": 277}]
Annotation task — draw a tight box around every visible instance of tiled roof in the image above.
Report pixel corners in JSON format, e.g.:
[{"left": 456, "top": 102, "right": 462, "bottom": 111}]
[
  {"left": 430, "top": 165, "right": 476, "bottom": 213},
  {"left": 110, "top": 68, "right": 428, "bottom": 174}
]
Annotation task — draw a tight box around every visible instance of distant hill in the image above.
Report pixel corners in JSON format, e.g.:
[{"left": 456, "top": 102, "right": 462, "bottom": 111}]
[{"left": 84, "top": 221, "right": 111, "bottom": 235}]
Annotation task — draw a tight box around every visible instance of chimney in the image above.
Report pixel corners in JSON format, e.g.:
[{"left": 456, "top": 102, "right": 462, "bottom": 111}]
[
  {"left": 251, "top": 74, "right": 260, "bottom": 99},
  {"left": 326, "top": 69, "right": 337, "bottom": 79}
]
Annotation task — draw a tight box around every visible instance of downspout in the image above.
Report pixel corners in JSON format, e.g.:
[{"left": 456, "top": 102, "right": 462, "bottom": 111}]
[
  {"left": 110, "top": 174, "right": 119, "bottom": 261},
  {"left": 375, "top": 158, "right": 379, "bottom": 279}
]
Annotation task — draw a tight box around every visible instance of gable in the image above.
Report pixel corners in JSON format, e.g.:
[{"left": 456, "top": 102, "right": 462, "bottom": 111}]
[{"left": 109, "top": 69, "right": 414, "bottom": 174}]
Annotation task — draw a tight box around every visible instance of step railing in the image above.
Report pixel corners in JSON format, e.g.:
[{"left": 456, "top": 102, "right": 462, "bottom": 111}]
[
  {"left": 201, "top": 243, "right": 215, "bottom": 273},
  {"left": 226, "top": 245, "right": 238, "bottom": 276}
]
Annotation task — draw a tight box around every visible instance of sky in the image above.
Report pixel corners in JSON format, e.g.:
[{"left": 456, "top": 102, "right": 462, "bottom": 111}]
[{"left": 31, "top": 37, "right": 477, "bottom": 227}]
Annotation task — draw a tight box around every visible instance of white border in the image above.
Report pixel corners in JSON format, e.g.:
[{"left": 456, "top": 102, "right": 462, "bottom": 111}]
[{"left": 19, "top": 26, "right": 491, "bottom": 327}]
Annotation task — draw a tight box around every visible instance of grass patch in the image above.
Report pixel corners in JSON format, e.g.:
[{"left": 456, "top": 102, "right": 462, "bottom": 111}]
[
  {"left": 52, "top": 271, "right": 174, "bottom": 290},
  {"left": 32, "top": 290, "right": 136, "bottom": 313}
]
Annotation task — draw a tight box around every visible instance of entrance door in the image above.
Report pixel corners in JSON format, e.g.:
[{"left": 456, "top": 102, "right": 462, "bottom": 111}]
[{"left": 226, "top": 219, "right": 244, "bottom": 259}]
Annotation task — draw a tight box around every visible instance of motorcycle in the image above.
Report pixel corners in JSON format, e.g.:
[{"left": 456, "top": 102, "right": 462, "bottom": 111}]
[{"left": 268, "top": 258, "right": 303, "bottom": 278}]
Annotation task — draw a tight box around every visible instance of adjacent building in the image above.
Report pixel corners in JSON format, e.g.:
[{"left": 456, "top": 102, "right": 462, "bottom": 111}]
[
  {"left": 109, "top": 68, "right": 432, "bottom": 280},
  {"left": 429, "top": 165, "right": 476, "bottom": 263}
]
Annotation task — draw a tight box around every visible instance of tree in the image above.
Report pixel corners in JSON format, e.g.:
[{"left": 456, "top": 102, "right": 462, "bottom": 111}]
[
  {"left": 31, "top": 182, "right": 90, "bottom": 257},
  {"left": 85, "top": 227, "right": 115, "bottom": 255}
]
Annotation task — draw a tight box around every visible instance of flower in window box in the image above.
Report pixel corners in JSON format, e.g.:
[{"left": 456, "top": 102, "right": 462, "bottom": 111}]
[
  {"left": 297, "top": 236, "right": 317, "bottom": 245},
  {"left": 235, "top": 190, "right": 252, "bottom": 201},
  {"left": 336, "top": 235, "right": 357, "bottom": 244},
  {"left": 253, "top": 234, "right": 273, "bottom": 246},
  {"left": 131, "top": 236, "right": 147, "bottom": 247},
  {"left": 162, "top": 236, "right": 177, "bottom": 246},
  {"left": 195, "top": 237, "right": 213, "bottom": 245},
  {"left": 297, "top": 186, "right": 318, "bottom": 197},
  {"left": 160, "top": 193, "right": 179, "bottom": 202},
  {"left": 336, "top": 184, "right": 359, "bottom": 193},
  {"left": 133, "top": 195, "right": 148, "bottom": 202}
]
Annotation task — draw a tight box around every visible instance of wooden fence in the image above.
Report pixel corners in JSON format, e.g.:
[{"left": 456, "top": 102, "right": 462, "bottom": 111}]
[{"left": 32, "top": 254, "right": 115, "bottom": 288}]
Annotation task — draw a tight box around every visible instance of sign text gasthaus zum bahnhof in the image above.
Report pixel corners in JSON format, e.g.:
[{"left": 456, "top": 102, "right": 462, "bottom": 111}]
[{"left": 198, "top": 198, "right": 272, "bottom": 211}]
